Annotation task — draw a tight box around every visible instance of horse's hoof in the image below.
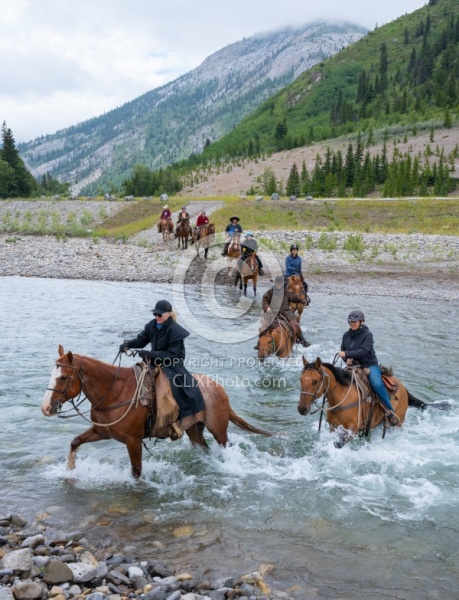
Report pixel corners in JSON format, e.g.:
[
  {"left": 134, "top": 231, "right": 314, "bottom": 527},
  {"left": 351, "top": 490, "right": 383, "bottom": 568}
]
[{"left": 334, "top": 441, "right": 346, "bottom": 449}]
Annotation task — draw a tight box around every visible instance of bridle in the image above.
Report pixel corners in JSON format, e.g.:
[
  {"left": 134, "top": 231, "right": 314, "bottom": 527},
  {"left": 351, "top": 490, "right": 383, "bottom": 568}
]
[
  {"left": 300, "top": 366, "right": 330, "bottom": 407},
  {"left": 46, "top": 356, "right": 84, "bottom": 415}
]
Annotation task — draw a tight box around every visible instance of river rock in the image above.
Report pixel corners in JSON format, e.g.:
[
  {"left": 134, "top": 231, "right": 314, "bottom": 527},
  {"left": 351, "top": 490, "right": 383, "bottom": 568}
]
[
  {"left": 11, "top": 582, "right": 47, "bottom": 599},
  {"left": 1, "top": 548, "right": 33, "bottom": 572},
  {"left": 32, "top": 556, "right": 49, "bottom": 568},
  {"left": 43, "top": 560, "right": 74, "bottom": 584},
  {"left": 67, "top": 585, "right": 81, "bottom": 597},
  {"left": 21, "top": 535, "right": 45, "bottom": 550},
  {"left": 9, "top": 516, "right": 28, "bottom": 528},
  {"left": 85, "top": 594, "right": 109, "bottom": 600},
  {"left": 181, "top": 594, "right": 212, "bottom": 599},
  {"left": 67, "top": 562, "right": 98, "bottom": 583},
  {"left": 0, "top": 589, "right": 14, "bottom": 600},
  {"left": 143, "top": 589, "right": 167, "bottom": 600},
  {"left": 127, "top": 565, "right": 144, "bottom": 579}
]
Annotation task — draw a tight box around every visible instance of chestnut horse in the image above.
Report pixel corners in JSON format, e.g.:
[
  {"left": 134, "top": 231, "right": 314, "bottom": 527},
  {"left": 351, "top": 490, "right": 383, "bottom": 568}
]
[
  {"left": 286, "top": 275, "right": 309, "bottom": 322},
  {"left": 176, "top": 218, "right": 191, "bottom": 249},
  {"left": 42, "top": 346, "right": 273, "bottom": 478},
  {"left": 257, "top": 315, "right": 294, "bottom": 360},
  {"left": 194, "top": 223, "right": 215, "bottom": 259},
  {"left": 298, "top": 357, "right": 438, "bottom": 447},
  {"left": 227, "top": 233, "right": 242, "bottom": 270},
  {"left": 235, "top": 252, "right": 258, "bottom": 296},
  {"left": 159, "top": 218, "right": 173, "bottom": 242}
]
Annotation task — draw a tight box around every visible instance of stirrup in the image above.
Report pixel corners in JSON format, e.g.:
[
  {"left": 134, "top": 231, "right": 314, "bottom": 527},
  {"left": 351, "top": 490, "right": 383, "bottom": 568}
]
[{"left": 385, "top": 411, "right": 400, "bottom": 426}]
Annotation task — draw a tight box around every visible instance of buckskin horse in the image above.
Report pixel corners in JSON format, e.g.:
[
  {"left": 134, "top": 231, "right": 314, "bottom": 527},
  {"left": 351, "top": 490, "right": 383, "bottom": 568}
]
[
  {"left": 298, "top": 356, "right": 449, "bottom": 447},
  {"left": 257, "top": 315, "right": 295, "bottom": 360},
  {"left": 286, "top": 275, "right": 309, "bottom": 322},
  {"left": 176, "top": 218, "right": 191, "bottom": 249},
  {"left": 226, "top": 233, "right": 242, "bottom": 270},
  {"left": 159, "top": 218, "right": 173, "bottom": 242},
  {"left": 42, "top": 345, "right": 273, "bottom": 478},
  {"left": 193, "top": 223, "right": 215, "bottom": 259}
]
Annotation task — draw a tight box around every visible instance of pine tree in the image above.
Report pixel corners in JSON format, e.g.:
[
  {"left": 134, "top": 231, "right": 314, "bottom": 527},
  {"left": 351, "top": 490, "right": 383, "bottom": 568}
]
[
  {"left": 286, "top": 162, "right": 300, "bottom": 196},
  {"left": 0, "top": 122, "right": 36, "bottom": 198}
]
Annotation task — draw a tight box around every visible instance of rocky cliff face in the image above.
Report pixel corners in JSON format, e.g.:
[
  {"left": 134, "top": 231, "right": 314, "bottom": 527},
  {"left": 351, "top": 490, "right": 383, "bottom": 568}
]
[{"left": 19, "top": 20, "right": 366, "bottom": 194}]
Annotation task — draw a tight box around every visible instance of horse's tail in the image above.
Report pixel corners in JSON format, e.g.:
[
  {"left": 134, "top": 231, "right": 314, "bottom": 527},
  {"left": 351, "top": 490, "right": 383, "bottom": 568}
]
[
  {"left": 229, "top": 407, "right": 273, "bottom": 436},
  {"left": 407, "top": 389, "right": 451, "bottom": 411}
]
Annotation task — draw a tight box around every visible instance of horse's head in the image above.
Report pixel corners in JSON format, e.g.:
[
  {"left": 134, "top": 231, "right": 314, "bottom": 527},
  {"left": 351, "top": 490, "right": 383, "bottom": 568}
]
[
  {"left": 287, "top": 275, "right": 303, "bottom": 295},
  {"left": 41, "top": 345, "right": 82, "bottom": 416},
  {"left": 298, "top": 357, "right": 328, "bottom": 415},
  {"left": 207, "top": 223, "right": 215, "bottom": 235}
]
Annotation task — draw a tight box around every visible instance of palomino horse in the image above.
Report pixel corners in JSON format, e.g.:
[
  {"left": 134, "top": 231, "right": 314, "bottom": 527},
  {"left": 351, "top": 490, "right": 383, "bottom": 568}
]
[
  {"left": 298, "top": 357, "right": 428, "bottom": 447},
  {"left": 227, "top": 233, "right": 242, "bottom": 270},
  {"left": 42, "top": 346, "right": 273, "bottom": 478},
  {"left": 176, "top": 218, "right": 191, "bottom": 249},
  {"left": 257, "top": 315, "right": 295, "bottom": 360},
  {"left": 286, "top": 275, "right": 309, "bottom": 322},
  {"left": 193, "top": 223, "right": 215, "bottom": 259},
  {"left": 159, "top": 218, "right": 173, "bottom": 242},
  {"left": 235, "top": 252, "right": 258, "bottom": 296}
]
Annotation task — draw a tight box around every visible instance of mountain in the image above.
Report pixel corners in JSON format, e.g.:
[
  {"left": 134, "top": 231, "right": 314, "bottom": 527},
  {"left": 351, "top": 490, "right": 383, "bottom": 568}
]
[
  {"left": 190, "top": 0, "right": 458, "bottom": 165},
  {"left": 18, "top": 21, "right": 367, "bottom": 194}
]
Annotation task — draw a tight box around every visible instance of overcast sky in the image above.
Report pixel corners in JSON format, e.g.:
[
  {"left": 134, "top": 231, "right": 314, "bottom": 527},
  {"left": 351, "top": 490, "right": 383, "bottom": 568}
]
[{"left": 1, "top": 0, "right": 425, "bottom": 143}]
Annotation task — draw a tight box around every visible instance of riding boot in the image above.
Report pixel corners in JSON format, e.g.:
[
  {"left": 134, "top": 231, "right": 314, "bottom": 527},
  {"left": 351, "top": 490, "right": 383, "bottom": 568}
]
[
  {"left": 290, "top": 320, "right": 311, "bottom": 348},
  {"left": 256, "top": 255, "right": 264, "bottom": 275}
]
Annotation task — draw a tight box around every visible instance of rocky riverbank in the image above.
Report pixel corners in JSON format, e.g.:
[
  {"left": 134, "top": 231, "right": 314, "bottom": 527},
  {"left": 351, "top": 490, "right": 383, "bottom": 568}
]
[{"left": 0, "top": 515, "right": 292, "bottom": 600}]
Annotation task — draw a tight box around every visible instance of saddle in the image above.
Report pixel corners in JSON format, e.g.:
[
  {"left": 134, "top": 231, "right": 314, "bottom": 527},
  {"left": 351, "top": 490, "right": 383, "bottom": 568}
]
[
  {"left": 133, "top": 364, "right": 181, "bottom": 440},
  {"left": 259, "top": 314, "right": 293, "bottom": 338},
  {"left": 350, "top": 365, "right": 399, "bottom": 403}
]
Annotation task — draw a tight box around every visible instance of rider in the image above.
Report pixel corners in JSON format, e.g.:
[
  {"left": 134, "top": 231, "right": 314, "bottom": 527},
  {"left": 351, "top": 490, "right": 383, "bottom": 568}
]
[
  {"left": 285, "top": 244, "right": 308, "bottom": 297},
  {"left": 258, "top": 275, "right": 311, "bottom": 348},
  {"left": 119, "top": 299, "right": 205, "bottom": 422},
  {"left": 194, "top": 210, "right": 209, "bottom": 241},
  {"left": 238, "top": 231, "right": 264, "bottom": 275},
  {"left": 338, "top": 310, "right": 400, "bottom": 426},
  {"left": 157, "top": 204, "right": 172, "bottom": 232},
  {"left": 221, "top": 216, "right": 243, "bottom": 256},
  {"left": 175, "top": 206, "right": 190, "bottom": 238}
]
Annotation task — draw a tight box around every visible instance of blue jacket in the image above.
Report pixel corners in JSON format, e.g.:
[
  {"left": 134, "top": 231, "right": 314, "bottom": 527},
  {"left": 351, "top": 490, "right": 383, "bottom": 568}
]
[
  {"left": 225, "top": 223, "right": 243, "bottom": 235},
  {"left": 285, "top": 254, "right": 302, "bottom": 277}
]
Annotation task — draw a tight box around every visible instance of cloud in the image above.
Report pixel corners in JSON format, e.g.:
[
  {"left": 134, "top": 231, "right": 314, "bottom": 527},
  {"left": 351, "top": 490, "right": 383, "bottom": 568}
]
[{"left": 0, "top": 0, "right": 425, "bottom": 141}]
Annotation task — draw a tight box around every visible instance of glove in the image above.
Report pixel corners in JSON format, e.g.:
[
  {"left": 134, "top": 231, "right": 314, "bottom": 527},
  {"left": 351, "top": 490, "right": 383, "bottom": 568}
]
[
  {"left": 119, "top": 341, "right": 130, "bottom": 353},
  {"left": 138, "top": 350, "right": 151, "bottom": 360}
]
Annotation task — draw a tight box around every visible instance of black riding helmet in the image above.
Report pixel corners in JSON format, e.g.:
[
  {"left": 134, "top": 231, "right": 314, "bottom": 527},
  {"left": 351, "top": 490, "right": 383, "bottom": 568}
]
[
  {"left": 290, "top": 244, "right": 299, "bottom": 251},
  {"left": 348, "top": 309, "right": 364, "bottom": 322},
  {"left": 152, "top": 300, "right": 172, "bottom": 315}
]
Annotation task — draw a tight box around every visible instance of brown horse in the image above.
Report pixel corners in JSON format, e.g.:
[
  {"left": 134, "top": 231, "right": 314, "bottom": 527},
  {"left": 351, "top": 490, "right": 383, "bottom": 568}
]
[
  {"left": 235, "top": 252, "right": 258, "bottom": 296},
  {"left": 286, "top": 275, "right": 309, "bottom": 322},
  {"left": 42, "top": 346, "right": 273, "bottom": 478},
  {"left": 176, "top": 218, "right": 191, "bottom": 249},
  {"left": 194, "top": 223, "right": 215, "bottom": 259},
  {"left": 159, "top": 218, "right": 173, "bottom": 242},
  {"left": 298, "top": 357, "right": 413, "bottom": 447},
  {"left": 227, "top": 233, "right": 242, "bottom": 270},
  {"left": 257, "top": 315, "right": 294, "bottom": 360}
]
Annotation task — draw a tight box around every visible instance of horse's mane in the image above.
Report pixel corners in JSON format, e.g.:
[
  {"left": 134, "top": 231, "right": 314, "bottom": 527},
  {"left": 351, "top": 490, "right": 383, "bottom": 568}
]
[{"left": 302, "top": 361, "right": 352, "bottom": 387}]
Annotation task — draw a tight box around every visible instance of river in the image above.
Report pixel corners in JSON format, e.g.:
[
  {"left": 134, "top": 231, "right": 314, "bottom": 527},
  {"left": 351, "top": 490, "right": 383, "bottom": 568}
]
[{"left": 1, "top": 276, "right": 458, "bottom": 599}]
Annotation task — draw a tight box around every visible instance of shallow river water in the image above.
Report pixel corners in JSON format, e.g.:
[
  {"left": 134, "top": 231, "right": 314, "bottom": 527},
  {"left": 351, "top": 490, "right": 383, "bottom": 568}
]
[{"left": 1, "top": 276, "right": 459, "bottom": 599}]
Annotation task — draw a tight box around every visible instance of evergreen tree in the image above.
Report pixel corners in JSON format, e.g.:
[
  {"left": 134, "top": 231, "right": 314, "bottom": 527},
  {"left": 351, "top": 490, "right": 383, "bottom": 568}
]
[
  {"left": 286, "top": 162, "right": 300, "bottom": 196},
  {"left": 0, "top": 122, "right": 36, "bottom": 198}
]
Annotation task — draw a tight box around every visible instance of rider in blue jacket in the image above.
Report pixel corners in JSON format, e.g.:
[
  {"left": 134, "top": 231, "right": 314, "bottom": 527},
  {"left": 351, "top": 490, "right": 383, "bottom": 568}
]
[{"left": 284, "top": 244, "right": 308, "bottom": 296}]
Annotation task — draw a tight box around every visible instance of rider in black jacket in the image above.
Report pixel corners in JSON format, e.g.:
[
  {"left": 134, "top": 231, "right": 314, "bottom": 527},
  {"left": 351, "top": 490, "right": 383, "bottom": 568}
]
[
  {"left": 119, "top": 300, "right": 205, "bottom": 419},
  {"left": 339, "top": 310, "right": 399, "bottom": 426}
]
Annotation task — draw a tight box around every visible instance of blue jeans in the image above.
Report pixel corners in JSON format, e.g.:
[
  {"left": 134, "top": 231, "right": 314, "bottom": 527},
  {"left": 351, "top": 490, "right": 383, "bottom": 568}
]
[{"left": 368, "top": 365, "right": 393, "bottom": 412}]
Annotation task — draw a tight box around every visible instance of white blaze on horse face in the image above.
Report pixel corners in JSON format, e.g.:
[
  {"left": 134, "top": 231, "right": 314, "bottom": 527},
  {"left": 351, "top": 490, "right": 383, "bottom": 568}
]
[{"left": 41, "top": 366, "right": 61, "bottom": 415}]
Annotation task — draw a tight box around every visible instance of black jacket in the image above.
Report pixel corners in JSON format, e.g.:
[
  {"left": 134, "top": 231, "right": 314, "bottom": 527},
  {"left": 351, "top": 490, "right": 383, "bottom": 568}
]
[
  {"left": 341, "top": 324, "right": 378, "bottom": 367},
  {"left": 125, "top": 316, "right": 205, "bottom": 418}
]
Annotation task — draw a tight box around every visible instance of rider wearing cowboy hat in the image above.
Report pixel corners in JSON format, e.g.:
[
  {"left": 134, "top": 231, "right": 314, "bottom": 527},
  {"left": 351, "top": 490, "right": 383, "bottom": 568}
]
[
  {"left": 157, "top": 204, "right": 172, "bottom": 232},
  {"left": 238, "top": 231, "right": 264, "bottom": 275},
  {"left": 222, "top": 216, "right": 243, "bottom": 256},
  {"left": 258, "top": 275, "right": 311, "bottom": 348},
  {"left": 339, "top": 310, "right": 400, "bottom": 426}
]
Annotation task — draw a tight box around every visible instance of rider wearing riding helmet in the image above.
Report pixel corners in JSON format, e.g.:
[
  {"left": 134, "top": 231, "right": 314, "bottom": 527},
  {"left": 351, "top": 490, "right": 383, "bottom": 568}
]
[
  {"left": 285, "top": 244, "right": 308, "bottom": 296},
  {"left": 238, "top": 231, "right": 264, "bottom": 275},
  {"left": 339, "top": 310, "right": 400, "bottom": 426}
]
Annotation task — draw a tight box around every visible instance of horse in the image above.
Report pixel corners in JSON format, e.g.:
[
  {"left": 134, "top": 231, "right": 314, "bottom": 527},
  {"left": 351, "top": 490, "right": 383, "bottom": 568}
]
[
  {"left": 286, "top": 275, "right": 309, "bottom": 322},
  {"left": 227, "top": 233, "right": 242, "bottom": 270},
  {"left": 235, "top": 252, "right": 258, "bottom": 296},
  {"left": 193, "top": 223, "right": 215, "bottom": 259},
  {"left": 42, "top": 346, "right": 273, "bottom": 478},
  {"left": 257, "top": 315, "right": 295, "bottom": 360},
  {"left": 176, "top": 218, "right": 191, "bottom": 249},
  {"left": 297, "top": 356, "right": 446, "bottom": 447},
  {"left": 159, "top": 218, "right": 173, "bottom": 242}
]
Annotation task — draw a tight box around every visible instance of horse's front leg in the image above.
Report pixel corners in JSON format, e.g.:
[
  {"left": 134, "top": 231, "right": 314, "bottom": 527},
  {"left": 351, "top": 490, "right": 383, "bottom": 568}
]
[
  {"left": 330, "top": 425, "right": 355, "bottom": 449},
  {"left": 67, "top": 426, "right": 107, "bottom": 470},
  {"left": 125, "top": 436, "right": 143, "bottom": 478}
]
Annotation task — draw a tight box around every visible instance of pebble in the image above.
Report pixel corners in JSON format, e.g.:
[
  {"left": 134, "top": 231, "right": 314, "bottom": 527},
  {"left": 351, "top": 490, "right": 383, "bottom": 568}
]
[{"left": 0, "top": 516, "right": 307, "bottom": 599}]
